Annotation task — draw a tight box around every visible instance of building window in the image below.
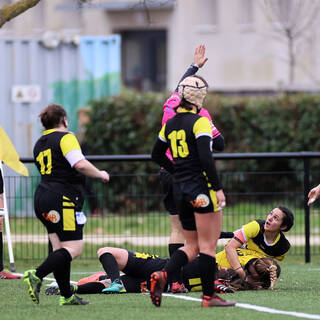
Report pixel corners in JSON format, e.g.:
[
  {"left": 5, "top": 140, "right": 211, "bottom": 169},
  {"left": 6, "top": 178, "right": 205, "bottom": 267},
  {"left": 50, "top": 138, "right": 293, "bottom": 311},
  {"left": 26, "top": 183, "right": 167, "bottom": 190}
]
[
  {"left": 121, "top": 30, "right": 166, "bottom": 92},
  {"left": 238, "top": 0, "right": 254, "bottom": 32},
  {"left": 195, "top": 0, "right": 218, "bottom": 32}
]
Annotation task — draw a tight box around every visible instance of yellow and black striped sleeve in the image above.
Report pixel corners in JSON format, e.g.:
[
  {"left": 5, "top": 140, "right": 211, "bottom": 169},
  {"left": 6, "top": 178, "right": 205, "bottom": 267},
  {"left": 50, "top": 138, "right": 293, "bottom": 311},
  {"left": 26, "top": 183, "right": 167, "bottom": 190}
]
[
  {"left": 193, "top": 117, "right": 212, "bottom": 139},
  {"left": 60, "top": 133, "right": 82, "bottom": 156}
]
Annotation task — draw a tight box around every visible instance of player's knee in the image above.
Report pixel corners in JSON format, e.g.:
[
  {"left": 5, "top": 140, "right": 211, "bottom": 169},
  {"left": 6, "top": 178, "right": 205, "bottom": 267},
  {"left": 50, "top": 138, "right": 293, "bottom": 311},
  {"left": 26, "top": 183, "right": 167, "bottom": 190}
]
[{"left": 97, "top": 247, "right": 109, "bottom": 257}]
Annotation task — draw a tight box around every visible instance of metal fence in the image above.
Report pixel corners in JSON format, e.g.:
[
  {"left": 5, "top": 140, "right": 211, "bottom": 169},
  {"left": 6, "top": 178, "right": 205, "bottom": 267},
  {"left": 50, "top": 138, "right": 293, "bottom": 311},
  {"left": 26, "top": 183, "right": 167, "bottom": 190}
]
[{"left": 3, "top": 152, "right": 320, "bottom": 264}]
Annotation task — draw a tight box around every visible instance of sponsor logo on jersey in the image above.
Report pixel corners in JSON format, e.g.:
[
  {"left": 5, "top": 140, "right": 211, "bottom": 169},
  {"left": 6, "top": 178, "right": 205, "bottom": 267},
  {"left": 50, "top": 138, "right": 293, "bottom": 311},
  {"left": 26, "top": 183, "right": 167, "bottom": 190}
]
[
  {"left": 42, "top": 210, "right": 60, "bottom": 223},
  {"left": 190, "top": 194, "right": 210, "bottom": 208}
]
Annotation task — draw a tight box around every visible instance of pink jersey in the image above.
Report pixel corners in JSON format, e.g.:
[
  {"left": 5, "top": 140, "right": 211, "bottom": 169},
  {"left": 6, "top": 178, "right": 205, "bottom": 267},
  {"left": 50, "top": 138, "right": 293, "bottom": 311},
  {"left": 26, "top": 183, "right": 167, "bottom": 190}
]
[{"left": 161, "top": 92, "right": 221, "bottom": 161}]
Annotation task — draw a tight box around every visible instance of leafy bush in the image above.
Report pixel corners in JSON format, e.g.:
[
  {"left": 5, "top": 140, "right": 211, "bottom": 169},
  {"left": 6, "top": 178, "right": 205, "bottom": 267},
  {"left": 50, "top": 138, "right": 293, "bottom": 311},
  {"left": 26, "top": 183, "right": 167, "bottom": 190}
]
[{"left": 84, "top": 91, "right": 320, "bottom": 210}]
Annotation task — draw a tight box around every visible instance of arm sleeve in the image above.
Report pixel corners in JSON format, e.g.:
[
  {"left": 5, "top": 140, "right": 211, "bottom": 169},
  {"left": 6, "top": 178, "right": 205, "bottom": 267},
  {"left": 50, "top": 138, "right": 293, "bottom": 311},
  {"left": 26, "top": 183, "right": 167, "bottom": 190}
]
[
  {"left": 241, "top": 221, "right": 260, "bottom": 242},
  {"left": 174, "top": 64, "right": 199, "bottom": 92},
  {"left": 219, "top": 231, "right": 234, "bottom": 239},
  {"left": 196, "top": 136, "right": 222, "bottom": 191},
  {"left": 199, "top": 108, "right": 222, "bottom": 139},
  {"left": 60, "top": 133, "right": 82, "bottom": 156},
  {"left": 60, "top": 133, "right": 85, "bottom": 167},
  {"left": 151, "top": 139, "right": 175, "bottom": 174},
  {"left": 211, "top": 134, "right": 225, "bottom": 152}
]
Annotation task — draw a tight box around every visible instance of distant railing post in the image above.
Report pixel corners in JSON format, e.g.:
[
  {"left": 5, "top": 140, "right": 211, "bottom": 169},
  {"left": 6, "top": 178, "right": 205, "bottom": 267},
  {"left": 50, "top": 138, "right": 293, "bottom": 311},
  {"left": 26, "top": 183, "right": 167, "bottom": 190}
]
[{"left": 303, "top": 158, "right": 311, "bottom": 263}]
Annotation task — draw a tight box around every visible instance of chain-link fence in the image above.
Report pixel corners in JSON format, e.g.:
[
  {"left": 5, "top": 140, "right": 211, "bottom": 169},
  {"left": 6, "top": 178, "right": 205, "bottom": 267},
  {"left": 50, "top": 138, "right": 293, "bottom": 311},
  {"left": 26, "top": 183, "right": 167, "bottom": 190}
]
[{"left": 2, "top": 153, "right": 320, "bottom": 263}]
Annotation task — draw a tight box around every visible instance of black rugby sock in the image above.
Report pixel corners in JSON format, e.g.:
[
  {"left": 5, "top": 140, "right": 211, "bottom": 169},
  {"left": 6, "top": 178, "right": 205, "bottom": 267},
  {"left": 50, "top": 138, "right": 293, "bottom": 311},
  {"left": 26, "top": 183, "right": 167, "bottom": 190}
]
[
  {"left": 199, "top": 253, "right": 216, "bottom": 297},
  {"left": 51, "top": 248, "right": 73, "bottom": 298},
  {"left": 36, "top": 248, "right": 72, "bottom": 280},
  {"left": 77, "top": 282, "right": 105, "bottom": 294},
  {"left": 165, "top": 249, "right": 189, "bottom": 284},
  {"left": 168, "top": 243, "right": 184, "bottom": 283},
  {"left": 99, "top": 252, "right": 120, "bottom": 282},
  {"left": 168, "top": 243, "right": 184, "bottom": 257}
]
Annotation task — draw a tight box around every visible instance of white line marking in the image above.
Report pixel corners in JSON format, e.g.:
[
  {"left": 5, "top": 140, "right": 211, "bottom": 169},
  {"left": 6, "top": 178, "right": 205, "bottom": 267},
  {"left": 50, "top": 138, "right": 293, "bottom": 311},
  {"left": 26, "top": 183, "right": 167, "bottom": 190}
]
[
  {"left": 19, "top": 271, "right": 320, "bottom": 319},
  {"left": 16, "top": 273, "right": 77, "bottom": 284},
  {"left": 163, "top": 294, "right": 320, "bottom": 320}
]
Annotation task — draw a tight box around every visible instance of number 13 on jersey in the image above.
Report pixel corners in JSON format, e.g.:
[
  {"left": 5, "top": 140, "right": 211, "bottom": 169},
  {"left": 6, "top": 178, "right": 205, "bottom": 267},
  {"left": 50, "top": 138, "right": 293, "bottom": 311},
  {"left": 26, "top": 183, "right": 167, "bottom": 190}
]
[{"left": 168, "top": 130, "right": 189, "bottom": 158}]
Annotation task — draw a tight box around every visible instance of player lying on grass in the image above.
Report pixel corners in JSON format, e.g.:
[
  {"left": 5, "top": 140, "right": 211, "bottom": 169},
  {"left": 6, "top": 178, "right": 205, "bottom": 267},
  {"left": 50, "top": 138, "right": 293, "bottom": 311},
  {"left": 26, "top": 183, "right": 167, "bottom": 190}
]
[
  {"left": 45, "top": 231, "right": 234, "bottom": 296},
  {"left": 45, "top": 249, "right": 281, "bottom": 296},
  {"left": 216, "top": 206, "right": 294, "bottom": 283}
]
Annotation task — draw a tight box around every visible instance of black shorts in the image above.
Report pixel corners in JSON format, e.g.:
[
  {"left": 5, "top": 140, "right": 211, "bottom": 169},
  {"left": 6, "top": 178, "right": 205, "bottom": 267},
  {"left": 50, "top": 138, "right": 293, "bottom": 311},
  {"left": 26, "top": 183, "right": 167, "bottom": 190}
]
[
  {"left": 159, "top": 169, "right": 177, "bottom": 215},
  {"left": 34, "top": 185, "right": 84, "bottom": 241},
  {"left": 122, "top": 251, "right": 167, "bottom": 279},
  {"left": 173, "top": 175, "right": 219, "bottom": 231}
]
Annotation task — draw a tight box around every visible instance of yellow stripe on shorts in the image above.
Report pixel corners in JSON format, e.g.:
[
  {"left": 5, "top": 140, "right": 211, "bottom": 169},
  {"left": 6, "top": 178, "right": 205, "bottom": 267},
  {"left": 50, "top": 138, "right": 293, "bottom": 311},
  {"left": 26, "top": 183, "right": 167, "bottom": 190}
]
[
  {"left": 63, "top": 202, "right": 75, "bottom": 207},
  {"left": 209, "top": 189, "right": 219, "bottom": 212},
  {"left": 63, "top": 208, "right": 75, "bottom": 231},
  {"left": 189, "top": 277, "right": 201, "bottom": 286}
]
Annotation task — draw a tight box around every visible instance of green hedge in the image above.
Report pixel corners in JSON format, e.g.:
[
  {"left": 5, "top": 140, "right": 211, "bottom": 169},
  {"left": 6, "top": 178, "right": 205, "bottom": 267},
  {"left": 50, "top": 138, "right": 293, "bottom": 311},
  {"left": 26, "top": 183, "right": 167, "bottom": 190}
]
[
  {"left": 86, "top": 91, "right": 320, "bottom": 157},
  {"left": 84, "top": 91, "right": 320, "bottom": 207}
]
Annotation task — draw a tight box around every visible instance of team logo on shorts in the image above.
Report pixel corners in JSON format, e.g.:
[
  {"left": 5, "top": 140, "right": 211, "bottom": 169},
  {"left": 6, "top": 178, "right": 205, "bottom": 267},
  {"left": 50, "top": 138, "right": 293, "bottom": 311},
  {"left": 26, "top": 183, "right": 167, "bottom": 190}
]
[
  {"left": 190, "top": 194, "right": 210, "bottom": 208},
  {"left": 42, "top": 210, "right": 60, "bottom": 223}
]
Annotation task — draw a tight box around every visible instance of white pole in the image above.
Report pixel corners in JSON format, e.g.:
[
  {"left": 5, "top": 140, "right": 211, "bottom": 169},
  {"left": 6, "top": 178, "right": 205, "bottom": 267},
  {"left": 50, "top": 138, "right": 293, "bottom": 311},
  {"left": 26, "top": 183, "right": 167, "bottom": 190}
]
[{"left": 0, "top": 162, "right": 15, "bottom": 272}]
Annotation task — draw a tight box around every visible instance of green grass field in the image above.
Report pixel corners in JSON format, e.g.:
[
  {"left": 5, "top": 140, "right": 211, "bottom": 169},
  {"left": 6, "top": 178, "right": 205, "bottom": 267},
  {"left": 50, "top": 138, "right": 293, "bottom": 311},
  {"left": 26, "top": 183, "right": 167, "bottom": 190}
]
[{"left": 2, "top": 257, "right": 320, "bottom": 320}]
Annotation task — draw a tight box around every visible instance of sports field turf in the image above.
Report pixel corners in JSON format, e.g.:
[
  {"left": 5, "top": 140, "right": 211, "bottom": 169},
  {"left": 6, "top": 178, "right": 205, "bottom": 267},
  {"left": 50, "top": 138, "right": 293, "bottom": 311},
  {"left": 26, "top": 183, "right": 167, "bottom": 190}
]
[{"left": 2, "top": 257, "right": 320, "bottom": 320}]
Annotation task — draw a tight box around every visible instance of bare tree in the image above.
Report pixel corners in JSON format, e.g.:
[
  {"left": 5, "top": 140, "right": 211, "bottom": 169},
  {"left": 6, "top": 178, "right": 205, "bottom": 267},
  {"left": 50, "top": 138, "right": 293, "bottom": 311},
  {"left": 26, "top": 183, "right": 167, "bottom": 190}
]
[
  {"left": 0, "top": 0, "right": 42, "bottom": 28},
  {"left": 261, "top": 0, "right": 320, "bottom": 85}
]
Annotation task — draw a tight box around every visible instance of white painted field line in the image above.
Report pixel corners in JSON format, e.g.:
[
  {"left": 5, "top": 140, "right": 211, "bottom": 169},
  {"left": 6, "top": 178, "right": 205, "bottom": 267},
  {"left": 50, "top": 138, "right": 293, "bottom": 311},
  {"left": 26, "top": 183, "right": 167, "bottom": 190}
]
[
  {"left": 18, "top": 271, "right": 320, "bottom": 320},
  {"left": 16, "top": 273, "right": 77, "bottom": 284},
  {"left": 163, "top": 293, "right": 320, "bottom": 320}
]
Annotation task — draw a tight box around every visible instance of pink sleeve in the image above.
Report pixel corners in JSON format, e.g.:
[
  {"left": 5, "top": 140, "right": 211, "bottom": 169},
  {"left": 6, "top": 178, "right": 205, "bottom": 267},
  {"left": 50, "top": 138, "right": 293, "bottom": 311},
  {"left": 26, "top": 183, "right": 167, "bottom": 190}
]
[
  {"left": 199, "top": 108, "right": 221, "bottom": 139},
  {"left": 161, "top": 92, "right": 180, "bottom": 162},
  {"left": 233, "top": 229, "right": 246, "bottom": 244},
  {"left": 162, "top": 92, "right": 180, "bottom": 126}
]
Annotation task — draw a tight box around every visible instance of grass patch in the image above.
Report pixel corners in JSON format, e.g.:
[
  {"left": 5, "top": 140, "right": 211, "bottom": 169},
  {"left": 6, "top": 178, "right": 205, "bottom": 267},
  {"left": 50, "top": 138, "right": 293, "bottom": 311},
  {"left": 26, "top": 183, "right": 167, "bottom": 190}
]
[{"left": 3, "top": 258, "right": 320, "bottom": 320}]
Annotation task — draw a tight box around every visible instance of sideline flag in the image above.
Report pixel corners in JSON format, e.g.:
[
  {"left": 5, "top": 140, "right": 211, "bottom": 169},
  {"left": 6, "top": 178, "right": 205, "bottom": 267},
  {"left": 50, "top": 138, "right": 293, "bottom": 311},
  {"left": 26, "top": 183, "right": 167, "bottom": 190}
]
[{"left": 0, "top": 125, "right": 29, "bottom": 176}]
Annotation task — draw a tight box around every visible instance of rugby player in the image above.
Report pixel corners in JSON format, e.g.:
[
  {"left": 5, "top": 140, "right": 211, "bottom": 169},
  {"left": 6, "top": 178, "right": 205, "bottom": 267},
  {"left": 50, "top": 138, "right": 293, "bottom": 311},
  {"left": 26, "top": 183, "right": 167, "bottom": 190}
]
[
  {"left": 24, "top": 104, "right": 109, "bottom": 306},
  {"left": 160, "top": 45, "right": 225, "bottom": 293}
]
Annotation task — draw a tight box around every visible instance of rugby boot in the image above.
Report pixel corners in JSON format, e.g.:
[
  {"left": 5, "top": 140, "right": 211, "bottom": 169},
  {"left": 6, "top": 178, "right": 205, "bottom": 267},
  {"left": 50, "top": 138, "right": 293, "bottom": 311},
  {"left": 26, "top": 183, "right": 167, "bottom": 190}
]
[
  {"left": 201, "top": 294, "right": 236, "bottom": 307},
  {"left": 150, "top": 270, "right": 167, "bottom": 307},
  {"left": 0, "top": 270, "right": 21, "bottom": 279},
  {"left": 214, "top": 280, "right": 234, "bottom": 293},
  {"left": 45, "top": 283, "right": 77, "bottom": 295},
  {"left": 59, "top": 294, "right": 89, "bottom": 306},
  {"left": 170, "top": 282, "right": 189, "bottom": 293},
  {"left": 102, "top": 278, "right": 126, "bottom": 294},
  {"left": 24, "top": 269, "right": 42, "bottom": 304}
]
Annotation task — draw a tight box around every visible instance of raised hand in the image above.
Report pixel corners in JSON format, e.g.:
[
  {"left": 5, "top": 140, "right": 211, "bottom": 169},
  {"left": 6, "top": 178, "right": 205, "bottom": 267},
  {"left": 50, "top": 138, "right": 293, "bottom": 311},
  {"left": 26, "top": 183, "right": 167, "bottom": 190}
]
[{"left": 194, "top": 44, "right": 208, "bottom": 68}]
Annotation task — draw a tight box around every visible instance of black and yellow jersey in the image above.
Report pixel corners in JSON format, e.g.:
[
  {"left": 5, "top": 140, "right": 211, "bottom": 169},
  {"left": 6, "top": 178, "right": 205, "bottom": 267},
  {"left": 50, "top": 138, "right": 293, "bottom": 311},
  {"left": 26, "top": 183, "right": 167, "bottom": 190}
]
[
  {"left": 33, "top": 129, "right": 85, "bottom": 205},
  {"left": 242, "top": 219, "right": 290, "bottom": 259},
  {"left": 156, "top": 109, "right": 221, "bottom": 189},
  {"left": 216, "top": 219, "right": 291, "bottom": 269}
]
